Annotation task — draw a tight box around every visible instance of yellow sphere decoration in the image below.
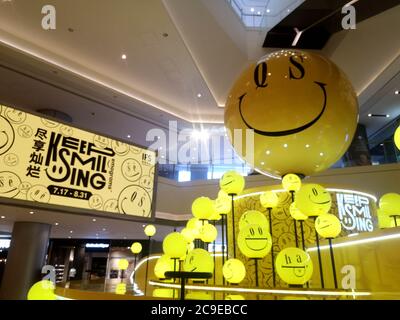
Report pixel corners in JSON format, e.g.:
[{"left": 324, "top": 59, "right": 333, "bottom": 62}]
[
  {"left": 379, "top": 193, "right": 400, "bottom": 216},
  {"left": 115, "top": 283, "right": 127, "bottom": 295},
  {"left": 289, "top": 202, "right": 308, "bottom": 221},
  {"left": 226, "top": 295, "right": 245, "bottom": 300},
  {"left": 186, "top": 217, "right": 204, "bottom": 239},
  {"left": 223, "top": 259, "right": 246, "bottom": 284},
  {"left": 181, "top": 228, "right": 195, "bottom": 243},
  {"left": 163, "top": 232, "right": 188, "bottom": 258},
  {"left": 144, "top": 224, "right": 156, "bottom": 237},
  {"left": 282, "top": 174, "right": 302, "bottom": 192},
  {"left": 275, "top": 247, "right": 313, "bottom": 285},
  {"left": 118, "top": 259, "right": 129, "bottom": 270},
  {"left": 239, "top": 210, "right": 269, "bottom": 231},
  {"left": 395, "top": 125, "right": 400, "bottom": 150},
  {"left": 153, "top": 288, "right": 176, "bottom": 299},
  {"left": 154, "top": 254, "right": 175, "bottom": 279},
  {"left": 238, "top": 224, "right": 272, "bottom": 258},
  {"left": 130, "top": 242, "right": 142, "bottom": 254},
  {"left": 377, "top": 209, "right": 396, "bottom": 229},
  {"left": 199, "top": 224, "right": 218, "bottom": 243},
  {"left": 27, "top": 280, "right": 56, "bottom": 300},
  {"left": 296, "top": 184, "right": 332, "bottom": 216},
  {"left": 191, "top": 196, "right": 215, "bottom": 220},
  {"left": 224, "top": 50, "right": 358, "bottom": 179},
  {"left": 260, "top": 191, "right": 279, "bottom": 208},
  {"left": 215, "top": 191, "right": 232, "bottom": 215},
  {"left": 219, "top": 171, "right": 245, "bottom": 195},
  {"left": 183, "top": 248, "right": 214, "bottom": 273},
  {"left": 315, "top": 213, "right": 342, "bottom": 238}
]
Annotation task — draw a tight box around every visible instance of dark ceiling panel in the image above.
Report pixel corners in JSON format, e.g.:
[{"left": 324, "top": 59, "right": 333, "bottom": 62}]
[{"left": 263, "top": 0, "right": 400, "bottom": 49}]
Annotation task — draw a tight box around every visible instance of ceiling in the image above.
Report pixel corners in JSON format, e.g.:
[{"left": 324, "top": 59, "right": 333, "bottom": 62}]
[{"left": 0, "top": 0, "right": 399, "bottom": 239}]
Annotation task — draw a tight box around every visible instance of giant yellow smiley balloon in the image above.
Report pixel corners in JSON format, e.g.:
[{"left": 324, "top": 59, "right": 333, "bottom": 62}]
[
  {"left": 296, "top": 184, "right": 332, "bottom": 216},
  {"left": 225, "top": 50, "right": 358, "bottom": 179},
  {"left": 275, "top": 247, "right": 313, "bottom": 285},
  {"left": 394, "top": 125, "right": 400, "bottom": 150},
  {"left": 154, "top": 254, "right": 175, "bottom": 279},
  {"left": 27, "top": 280, "right": 56, "bottom": 300},
  {"left": 315, "top": 213, "right": 342, "bottom": 238},
  {"left": 219, "top": 171, "right": 245, "bottom": 195},
  {"left": 163, "top": 232, "right": 187, "bottom": 258},
  {"left": 289, "top": 202, "right": 308, "bottom": 221},
  {"left": 192, "top": 196, "right": 215, "bottom": 220},
  {"left": 238, "top": 224, "right": 272, "bottom": 258},
  {"left": 199, "top": 223, "right": 218, "bottom": 243},
  {"left": 260, "top": 191, "right": 279, "bottom": 208},
  {"left": 379, "top": 193, "right": 400, "bottom": 216}
]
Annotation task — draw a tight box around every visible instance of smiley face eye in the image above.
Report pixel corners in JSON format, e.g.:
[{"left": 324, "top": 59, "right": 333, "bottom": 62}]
[
  {"left": 131, "top": 192, "right": 137, "bottom": 202},
  {"left": 312, "top": 188, "right": 318, "bottom": 196},
  {"left": 250, "top": 228, "right": 255, "bottom": 236},
  {"left": 258, "top": 227, "right": 263, "bottom": 235}
]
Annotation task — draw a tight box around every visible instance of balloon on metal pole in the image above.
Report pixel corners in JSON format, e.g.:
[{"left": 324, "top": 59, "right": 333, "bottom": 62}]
[
  {"left": 130, "top": 242, "right": 142, "bottom": 286},
  {"left": 260, "top": 191, "right": 279, "bottom": 287},
  {"left": 144, "top": 224, "right": 156, "bottom": 296}
]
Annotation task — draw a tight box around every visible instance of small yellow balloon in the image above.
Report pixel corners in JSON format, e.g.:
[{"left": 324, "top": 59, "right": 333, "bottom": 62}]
[
  {"left": 296, "top": 184, "right": 332, "bottom": 216},
  {"left": 275, "top": 247, "right": 313, "bottom": 285},
  {"left": 130, "top": 242, "right": 142, "bottom": 254},
  {"left": 192, "top": 196, "right": 215, "bottom": 220},
  {"left": 282, "top": 174, "right": 302, "bottom": 192},
  {"left": 379, "top": 193, "right": 400, "bottom": 216},
  {"left": 154, "top": 254, "right": 176, "bottom": 279},
  {"left": 187, "top": 218, "right": 206, "bottom": 239},
  {"left": 118, "top": 259, "right": 129, "bottom": 270},
  {"left": 260, "top": 191, "right": 279, "bottom": 208},
  {"left": 219, "top": 171, "right": 245, "bottom": 195},
  {"left": 315, "top": 213, "right": 342, "bottom": 238},
  {"left": 163, "top": 232, "right": 188, "bottom": 258},
  {"left": 144, "top": 225, "right": 156, "bottom": 237},
  {"left": 199, "top": 224, "right": 218, "bottom": 243},
  {"left": 215, "top": 191, "right": 232, "bottom": 215},
  {"left": 181, "top": 228, "right": 195, "bottom": 243},
  {"left": 377, "top": 209, "right": 397, "bottom": 229},
  {"left": 183, "top": 248, "right": 214, "bottom": 273},
  {"left": 115, "top": 283, "right": 127, "bottom": 295},
  {"left": 27, "top": 280, "right": 56, "bottom": 300},
  {"left": 239, "top": 210, "right": 269, "bottom": 231},
  {"left": 223, "top": 259, "right": 246, "bottom": 284},
  {"left": 238, "top": 224, "right": 272, "bottom": 258},
  {"left": 289, "top": 202, "right": 308, "bottom": 221},
  {"left": 395, "top": 125, "right": 400, "bottom": 150}
]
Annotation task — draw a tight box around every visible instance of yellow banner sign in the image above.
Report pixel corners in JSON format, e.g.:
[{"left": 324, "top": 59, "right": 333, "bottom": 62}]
[{"left": 0, "top": 105, "right": 156, "bottom": 218}]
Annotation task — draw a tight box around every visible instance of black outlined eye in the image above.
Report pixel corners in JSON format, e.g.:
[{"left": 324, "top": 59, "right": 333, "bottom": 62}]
[
  {"left": 250, "top": 228, "right": 255, "bottom": 236},
  {"left": 312, "top": 188, "right": 318, "bottom": 196}
]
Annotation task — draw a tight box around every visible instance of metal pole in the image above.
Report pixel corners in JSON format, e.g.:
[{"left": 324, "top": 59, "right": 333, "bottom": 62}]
[
  {"left": 254, "top": 259, "right": 259, "bottom": 287},
  {"left": 144, "top": 236, "right": 151, "bottom": 296},
  {"left": 221, "top": 214, "right": 225, "bottom": 285},
  {"left": 230, "top": 194, "right": 237, "bottom": 258},
  {"left": 328, "top": 238, "right": 338, "bottom": 289},
  {"left": 314, "top": 217, "right": 325, "bottom": 288},
  {"left": 268, "top": 208, "right": 276, "bottom": 287}
]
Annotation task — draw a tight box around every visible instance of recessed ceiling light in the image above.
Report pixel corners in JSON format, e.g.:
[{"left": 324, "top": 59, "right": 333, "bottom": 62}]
[
  {"left": 92, "top": 218, "right": 96, "bottom": 222},
  {"left": 380, "top": 143, "right": 384, "bottom": 146},
  {"left": 161, "top": 155, "right": 165, "bottom": 159},
  {"left": 261, "top": 162, "right": 265, "bottom": 165},
  {"left": 250, "top": 8, "right": 254, "bottom": 12},
  {"left": 320, "top": 152, "right": 324, "bottom": 156},
  {"left": 386, "top": 114, "right": 390, "bottom": 118},
  {"left": 68, "top": 236, "right": 71, "bottom": 239},
  {"left": 159, "top": 147, "right": 163, "bottom": 150},
  {"left": 102, "top": 228, "right": 106, "bottom": 231},
  {"left": 257, "top": 11, "right": 261, "bottom": 15},
  {"left": 127, "top": 135, "right": 131, "bottom": 139},
  {"left": 197, "top": 93, "right": 202, "bottom": 98},
  {"left": 266, "top": 9, "right": 270, "bottom": 13},
  {"left": 1, "top": 216, "right": 5, "bottom": 219},
  {"left": 395, "top": 90, "right": 399, "bottom": 95},
  {"left": 70, "top": 230, "right": 73, "bottom": 233},
  {"left": 283, "top": 144, "right": 288, "bottom": 148},
  {"left": 121, "top": 54, "right": 127, "bottom": 60},
  {"left": 142, "top": 224, "right": 146, "bottom": 227},
  {"left": 305, "top": 144, "right": 310, "bottom": 148},
  {"left": 266, "top": 150, "right": 271, "bottom": 155},
  {"left": 55, "top": 222, "right": 59, "bottom": 226},
  {"left": 368, "top": 114, "right": 372, "bottom": 117},
  {"left": 29, "top": 211, "right": 34, "bottom": 215},
  {"left": 287, "top": 9, "right": 291, "bottom": 12}
]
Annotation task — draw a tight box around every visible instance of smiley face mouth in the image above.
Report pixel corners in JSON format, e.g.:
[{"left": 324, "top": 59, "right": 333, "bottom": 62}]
[
  {"left": 238, "top": 81, "right": 327, "bottom": 137},
  {"left": 282, "top": 265, "right": 306, "bottom": 277},
  {"left": 308, "top": 195, "right": 331, "bottom": 205},
  {"left": 245, "top": 238, "right": 268, "bottom": 251},
  {"left": 319, "top": 224, "right": 332, "bottom": 229}
]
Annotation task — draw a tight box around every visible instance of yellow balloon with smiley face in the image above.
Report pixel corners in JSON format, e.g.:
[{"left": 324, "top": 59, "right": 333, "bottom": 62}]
[
  {"left": 296, "top": 184, "right": 332, "bottom": 216},
  {"left": 289, "top": 202, "right": 308, "bottom": 221},
  {"left": 260, "top": 191, "right": 279, "bottom": 208},
  {"left": 223, "top": 259, "right": 246, "bottom": 284},
  {"left": 282, "top": 174, "right": 302, "bottom": 192},
  {"left": 238, "top": 224, "right": 272, "bottom": 258},
  {"left": 191, "top": 196, "right": 215, "bottom": 220},
  {"left": 239, "top": 210, "right": 269, "bottom": 231},
  {"left": 275, "top": 247, "right": 313, "bottom": 285},
  {"left": 219, "top": 171, "right": 245, "bottom": 195},
  {"left": 224, "top": 50, "right": 358, "bottom": 179},
  {"left": 315, "top": 213, "right": 342, "bottom": 238},
  {"left": 183, "top": 248, "right": 214, "bottom": 273}
]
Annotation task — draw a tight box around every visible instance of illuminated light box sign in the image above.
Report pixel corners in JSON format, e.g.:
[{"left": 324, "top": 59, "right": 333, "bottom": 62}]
[
  {"left": 85, "top": 243, "right": 110, "bottom": 249},
  {"left": 336, "top": 193, "right": 373, "bottom": 232},
  {"left": 0, "top": 105, "right": 156, "bottom": 218},
  {"left": 0, "top": 239, "right": 11, "bottom": 249}
]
